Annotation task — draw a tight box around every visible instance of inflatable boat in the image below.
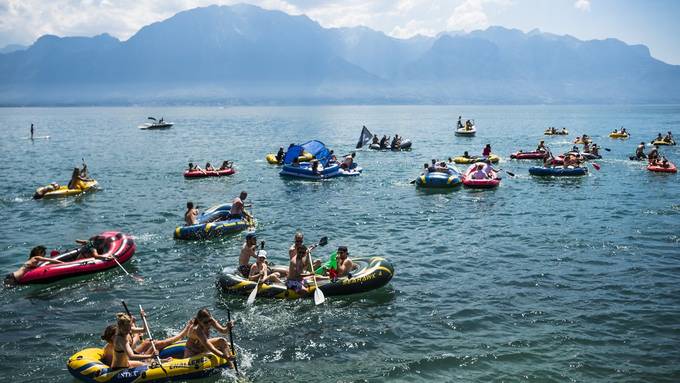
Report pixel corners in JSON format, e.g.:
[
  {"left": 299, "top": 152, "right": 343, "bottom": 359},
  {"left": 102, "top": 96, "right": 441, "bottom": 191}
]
[
  {"left": 34, "top": 179, "right": 98, "bottom": 200},
  {"left": 452, "top": 154, "right": 500, "bottom": 164},
  {"left": 647, "top": 162, "right": 677, "bottom": 173},
  {"left": 609, "top": 132, "right": 629, "bottom": 139},
  {"left": 174, "top": 203, "right": 252, "bottom": 240},
  {"left": 68, "top": 342, "right": 231, "bottom": 383},
  {"left": 529, "top": 166, "right": 588, "bottom": 177},
  {"left": 651, "top": 139, "right": 676, "bottom": 146},
  {"left": 544, "top": 129, "right": 569, "bottom": 135},
  {"left": 510, "top": 151, "right": 548, "bottom": 160},
  {"left": 183, "top": 168, "right": 236, "bottom": 178},
  {"left": 415, "top": 169, "right": 462, "bottom": 188},
  {"left": 462, "top": 164, "right": 501, "bottom": 189},
  {"left": 218, "top": 257, "right": 393, "bottom": 300},
  {"left": 455, "top": 126, "right": 476, "bottom": 136},
  {"left": 266, "top": 151, "right": 313, "bottom": 165},
  {"left": 368, "top": 139, "right": 412, "bottom": 151},
  {"left": 15, "top": 232, "right": 135, "bottom": 285},
  {"left": 279, "top": 163, "right": 362, "bottom": 180}
]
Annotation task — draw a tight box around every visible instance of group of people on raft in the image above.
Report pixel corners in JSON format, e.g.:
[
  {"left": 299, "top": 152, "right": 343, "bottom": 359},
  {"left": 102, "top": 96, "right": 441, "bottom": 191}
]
[
  {"left": 238, "top": 232, "right": 355, "bottom": 294},
  {"left": 611, "top": 127, "right": 629, "bottom": 135},
  {"left": 187, "top": 161, "right": 233, "bottom": 173},
  {"left": 633, "top": 142, "right": 673, "bottom": 168},
  {"left": 456, "top": 116, "right": 474, "bottom": 131},
  {"left": 100, "top": 307, "right": 236, "bottom": 370},
  {"left": 34, "top": 163, "right": 94, "bottom": 198},
  {"left": 545, "top": 126, "right": 568, "bottom": 135},
  {"left": 651, "top": 131, "right": 675, "bottom": 145},
  {"left": 371, "top": 134, "right": 405, "bottom": 149}
]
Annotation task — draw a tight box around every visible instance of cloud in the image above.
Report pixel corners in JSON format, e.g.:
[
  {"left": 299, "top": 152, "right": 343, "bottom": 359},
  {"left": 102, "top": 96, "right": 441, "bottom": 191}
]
[
  {"left": 574, "top": 0, "right": 591, "bottom": 12},
  {"left": 445, "top": 0, "right": 511, "bottom": 32}
]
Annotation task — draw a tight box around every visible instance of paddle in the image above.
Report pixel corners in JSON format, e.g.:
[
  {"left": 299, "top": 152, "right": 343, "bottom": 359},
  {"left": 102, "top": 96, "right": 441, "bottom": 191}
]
[
  {"left": 590, "top": 162, "right": 601, "bottom": 171},
  {"left": 499, "top": 169, "right": 515, "bottom": 177},
  {"left": 112, "top": 256, "right": 144, "bottom": 282},
  {"left": 246, "top": 204, "right": 255, "bottom": 231},
  {"left": 246, "top": 241, "right": 266, "bottom": 306},
  {"left": 147, "top": 117, "right": 157, "bottom": 121},
  {"left": 139, "top": 305, "right": 167, "bottom": 375},
  {"left": 226, "top": 309, "right": 240, "bottom": 375},
  {"left": 307, "top": 236, "right": 328, "bottom": 305}
]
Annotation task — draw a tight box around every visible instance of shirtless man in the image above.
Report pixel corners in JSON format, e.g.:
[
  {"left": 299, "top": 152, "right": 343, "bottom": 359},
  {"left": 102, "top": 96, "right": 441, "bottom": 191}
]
[
  {"left": 75, "top": 236, "right": 114, "bottom": 261},
  {"left": 536, "top": 140, "right": 547, "bottom": 152},
  {"left": 289, "top": 232, "right": 306, "bottom": 259},
  {"left": 184, "top": 309, "right": 235, "bottom": 365},
  {"left": 635, "top": 142, "right": 647, "bottom": 159},
  {"left": 228, "top": 191, "right": 251, "bottom": 220},
  {"left": 185, "top": 202, "right": 198, "bottom": 226},
  {"left": 4, "top": 246, "right": 64, "bottom": 286},
  {"left": 287, "top": 245, "right": 310, "bottom": 295},
  {"left": 314, "top": 246, "right": 354, "bottom": 280},
  {"left": 238, "top": 234, "right": 258, "bottom": 278}
]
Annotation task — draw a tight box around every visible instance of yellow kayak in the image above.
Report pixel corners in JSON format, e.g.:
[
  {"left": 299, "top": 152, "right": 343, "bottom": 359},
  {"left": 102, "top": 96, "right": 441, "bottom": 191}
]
[
  {"left": 67, "top": 342, "right": 232, "bottom": 382},
  {"left": 609, "top": 132, "right": 629, "bottom": 139},
  {"left": 34, "top": 179, "right": 98, "bottom": 200},
  {"left": 453, "top": 154, "right": 500, "bottom": 164},
  {"left": 265, "top": 151, "right": 313, "bottom": 165}
]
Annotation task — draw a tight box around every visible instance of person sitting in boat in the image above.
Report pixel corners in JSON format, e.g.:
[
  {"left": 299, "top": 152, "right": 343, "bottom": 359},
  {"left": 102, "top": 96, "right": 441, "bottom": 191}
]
[
  {"left": 287, "top": 245, "right": 311, "bottom": 295},
  {"left": 664, "top": 131, "right": 674, "bottom": 143},
  {"left": 311, "top": 160, "right": 322, "bottom": 174},
  {"left": 75, "top": 237, "right": 114, "bottom": 261},
  {"left": 560, "top": 128, "right": 567, "bottom": 134},
  {"left": 238, "top": 233, "right": 258, "bottom": 278},
  {"left": 110, "top": 313, "right": 157, "bottom": 369},
  {"left": 542, "top": 154, "right": 553, "bottom": 167},
  {"left": 648, "top": 145, "right": 660, "bottom": 162},
  {"left": 313, "top": 246, "right": 354, "bottom": 280},
  {"left": 465, "top": 120, "right": 472, "bottom": 130},
  {"left": 184, "top": 309, "right": 235, "bottom": 363},
  {"left": 483, "top": 159, "right": 499, "bottom": 177},
  {"left": 471, "top": 163, "right": 488, "bottom": 179},
  {"left": 536, "top": 140, "right": 547, "bottom": 152},
  {"left": 219, "top": 161, "right": 232, "bottom": 170},
  {"left": 660, "top": 157, "right": 671, "bottom": 168},
  {"left": 328, "top": 150, "right": 338, "bottom": 164},
  {"left": 205, "top": 162, "right": 215, "bottom": 171},
  {"left": 654, "top": 133, "right": 663, "bottom": 142},
  {"left": 371, "top": 135, "right": 379, "bottom": 145},
  {"left": 590, "top": 144, "right": 600, "bottom": 156},
  {"left": 583, "top": 141, "right": 591, "bottom": 153},
  {"left": 621, "top": 127, "right": 628, "bottom": 134},
  {"left": 571, "top": 145, "right": 580, "bottom": 154},
  {"left": 482, "top": 144, "right": 492, "bottom": 159},
  {"left": 379, "top": 135, "right": 388, "bottom": 149},
  {"left": 462, "top": 151, "right": 471, "bottom": 159},
  {"left": 275, "top": 147, "right": 285, "bottom": 163},
  {"left": 188, "top": 162, "right": 203, "bottom": 172},
  {"left": 228, "top": 191, "right": 251, "bottom": 221},
  {"left": 435, "top": 161, "right": 449, "bottom": 172},
  {"left": 427, "top": 159, "right": 437, "bottom": 173},
  {"left": 4, "top": 246, "right": 64, "bottom": 286},
  {"left": 185, "top": 201, "right": 198, "bottom": 226},
  {"left": 340, "top": 153, "right": 355, "bottom": 169},
  {"left": 249, "top": 250, "right": 282, "bottom": 284},
  {"left": 391, "top": 135, "right": 399, "bottom": 149},
  {"left": 67, "top": 167, "right": 91, "bottom": 190}
]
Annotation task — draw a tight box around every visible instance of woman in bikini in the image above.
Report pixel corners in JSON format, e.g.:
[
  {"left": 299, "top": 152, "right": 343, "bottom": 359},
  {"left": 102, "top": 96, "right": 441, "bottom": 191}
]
[
  {"left": 110, "top": 313, "right": 156, "bottom": 369},
  {"left": 184, "top": 309, "right": 235, "bottom": 363},
  {"left": 4, "top": 246, "right": 64, "bottom": 286}
]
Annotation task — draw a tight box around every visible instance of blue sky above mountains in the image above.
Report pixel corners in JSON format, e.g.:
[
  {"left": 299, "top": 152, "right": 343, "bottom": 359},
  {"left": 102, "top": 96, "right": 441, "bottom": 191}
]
[{"left": 1, "top": 0, "right": 679, "bottom": 64}]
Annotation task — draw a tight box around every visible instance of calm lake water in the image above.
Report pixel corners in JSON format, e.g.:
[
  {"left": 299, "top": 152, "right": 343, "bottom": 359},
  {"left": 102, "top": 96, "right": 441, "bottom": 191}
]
[{"left": 0, "top": 105, "right": 679, "bottom": 382}]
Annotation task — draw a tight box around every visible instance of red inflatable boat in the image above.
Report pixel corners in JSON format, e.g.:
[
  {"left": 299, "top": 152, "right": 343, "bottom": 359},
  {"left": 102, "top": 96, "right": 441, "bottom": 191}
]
[
  {"left": 462, "top": 164, "right": 501, "bottom": 189},
  {"left": 510, "top": 151, "right": 547, "bottom": 160},
  {"left": 183, "top": 168, "right": 236, "bottom": 178},
  {"left": 16, "top": 232, "right": 136, "bottom": 284},
  {"left": 647, "top": 162, "right": 677, "bottom": 173}
]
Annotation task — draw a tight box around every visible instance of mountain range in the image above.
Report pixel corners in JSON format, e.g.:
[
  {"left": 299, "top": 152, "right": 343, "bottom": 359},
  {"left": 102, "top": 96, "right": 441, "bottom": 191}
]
[{"left": 1, "top": 3, "right": 679, "bottom": 105}]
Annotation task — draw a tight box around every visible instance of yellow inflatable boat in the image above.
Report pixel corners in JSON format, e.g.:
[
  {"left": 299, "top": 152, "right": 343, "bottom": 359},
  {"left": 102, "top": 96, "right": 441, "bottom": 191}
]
[
  {"left": 265, "top": 151, "right": 314, "bottom": 165},
  {"left": 67, "top": 342, "right": 232, "bottom": 382},
  {"left": 34, "top": 179, "right": 98, "bottom": 200},
  {"left": 609, "top": 132, "right": 629, "bottom": 139},
  {"left": 452, "top": 154, "right": 500, "bottom": 164}
]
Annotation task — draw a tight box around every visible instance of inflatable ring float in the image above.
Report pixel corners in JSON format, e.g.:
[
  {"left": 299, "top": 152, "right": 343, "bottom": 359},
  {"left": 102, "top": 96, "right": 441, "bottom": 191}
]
[
  {"left": 67, "top": 342, "right": 232, "bottom": 382},
  {"left": 218, "top": 257, "right": 393, "bottom": 300}
]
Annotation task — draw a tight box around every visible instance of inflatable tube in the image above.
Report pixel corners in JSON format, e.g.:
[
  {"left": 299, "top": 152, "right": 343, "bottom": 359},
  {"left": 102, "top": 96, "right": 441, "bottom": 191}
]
[
  {"left": 174, "top": 203, "right": 251, "bottom": 240},
  {"left": 266, "top": 151, "right": 313, "bottom": 165},
  {"left": 34, "top": 180, "right": 98, "bottom": 200},
  {"left": 67, "top": 342, "right": 231, "bottom": 383},
  {"left": 183, "top": 168, "right": 235, "bottom": 178},
  {"left": 651, "top": 139, "right": 676, "bottom": 146},
  {"left": 510, "top": 151, "right": 548, "bottom": 160},
  {"left": 16, "top": 232, "right": 135, "bottom": 285},
  {"left": 573, "top": 138, "right": 592, "bottom": 144},
  {"left": 455, "top": 127, "right": 476, "bottom": 136},
  {"left": 544, "top": 130, "right": 569, "bottom": 135},
  {"left": 647, "top": 162, "right": 677, "bottom": 173},
  {"left": 218, "top": 257, "right": 393, "bottom": 300},
  {"left": 453, "top": 154, "right": 500, "bottom": 164},
  {"left": 462, "top": 164, "right": 501, "bottom": 189},
  {"left": 415, "top": 169, "right": 462, "bottom": 188},
  {"left": 529, "top": 166, "right": 588, "bottom": 177},
  {"left": 279, "top": 163, "right": 362, "bottom": 180},
  {"left": 609, "top": 132, "right": 629, "bottom": 139}
]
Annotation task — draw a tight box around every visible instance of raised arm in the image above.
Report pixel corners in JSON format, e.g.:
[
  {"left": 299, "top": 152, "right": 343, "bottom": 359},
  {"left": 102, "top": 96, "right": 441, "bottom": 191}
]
[
  {"left": 36, "top": 256, "right": 64, "bottom": 264},
  {"left": 210, "top": 318, "right": 234, "bottom": 335}
]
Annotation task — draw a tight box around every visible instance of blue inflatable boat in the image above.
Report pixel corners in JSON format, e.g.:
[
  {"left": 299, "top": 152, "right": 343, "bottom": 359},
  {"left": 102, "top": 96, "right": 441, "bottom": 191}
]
[
  {"left": 415, "top": 169, "right": 462, "bottom": 188},
  {"left": 280, "top": 163, "right": 362, "bottom": 180},
  {"left": 174, "top": 203, "right": 252, "bottom": 240},
  {"left": 529, "top": 166, "right": 588, "bottom": 177}
]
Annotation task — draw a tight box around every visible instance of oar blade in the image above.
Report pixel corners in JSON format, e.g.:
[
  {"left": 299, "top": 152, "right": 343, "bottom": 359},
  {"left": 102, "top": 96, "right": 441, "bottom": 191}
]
[
  {"left": 318, "top": 236, "right": 328, "bottom": 246},
  {"left": 246, "top": 285, "right": 258, "bottom": 305},
  {"left": 592, "top": 162, "right": 601, "bottom": 171},
  {"left": 314, "top": 287, "right": 325, "bottom": 305}
]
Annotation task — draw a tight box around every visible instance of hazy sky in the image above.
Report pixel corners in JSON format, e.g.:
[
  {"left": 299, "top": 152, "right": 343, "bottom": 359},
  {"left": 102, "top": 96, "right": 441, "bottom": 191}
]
[{"left": 1, "top": 0, "right": 679, "bottom": 64}]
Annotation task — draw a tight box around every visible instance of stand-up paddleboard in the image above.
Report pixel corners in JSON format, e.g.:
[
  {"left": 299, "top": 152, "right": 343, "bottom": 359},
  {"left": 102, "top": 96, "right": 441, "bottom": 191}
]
[{"left": 25, "top": 136, "right": 50, "bottom": 139}]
